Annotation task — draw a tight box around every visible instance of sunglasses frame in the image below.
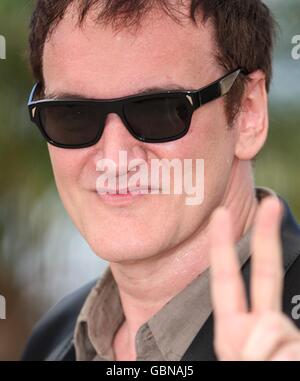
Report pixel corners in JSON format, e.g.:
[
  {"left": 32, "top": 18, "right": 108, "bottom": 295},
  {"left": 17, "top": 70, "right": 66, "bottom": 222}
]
[{"left": 28, "top": 68, "right": 246, "bottom": 149}]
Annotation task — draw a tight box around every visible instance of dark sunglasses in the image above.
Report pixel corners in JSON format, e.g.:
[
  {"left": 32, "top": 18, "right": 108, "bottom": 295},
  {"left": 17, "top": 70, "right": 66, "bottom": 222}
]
[{"left": 28, "top": 68, "right": 246, "bottom": 149}]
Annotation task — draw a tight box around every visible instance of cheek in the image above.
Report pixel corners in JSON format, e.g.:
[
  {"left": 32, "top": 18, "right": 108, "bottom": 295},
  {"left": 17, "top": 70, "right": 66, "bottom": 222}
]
[
  {"left": 47, "top": 145, "right": 88, "bottom": 216},
  {"left": 48, "top": 145, "right": 84, "bottom": 184},
  {"left": 179, "top": 103, "right": 235, "bottom": 205},
  {"left": 190, "top": 103, "right": 236, "bottom": 184},
  {"left": 189, "top": 103, "right": 230, "bottom": 153},
  {"left": 47, "top": 145, "right": 92, "bottom": 235},
  {"left": 146, "top": 102, "right": 234, "bottom": 205}
]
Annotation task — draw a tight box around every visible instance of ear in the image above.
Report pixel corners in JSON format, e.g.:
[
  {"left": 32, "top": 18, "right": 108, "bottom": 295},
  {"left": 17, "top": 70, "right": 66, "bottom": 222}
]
[{"left": 234, "top": 70, "right": 269, "bottom": 160}]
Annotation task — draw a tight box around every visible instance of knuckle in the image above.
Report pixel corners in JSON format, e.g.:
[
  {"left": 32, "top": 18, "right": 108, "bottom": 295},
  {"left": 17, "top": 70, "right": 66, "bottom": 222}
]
[
  {"left": 281, "top": 350, "right": 298, "bottom": 361},
  {"left": 214, "top": 268, "right": 239, "bottom": 282},
  {"left": 272, "top": 348, "right": 300, "bottom": 361},
  {"left": 253, "top": 264, "right": 282, "bottom": 279}
]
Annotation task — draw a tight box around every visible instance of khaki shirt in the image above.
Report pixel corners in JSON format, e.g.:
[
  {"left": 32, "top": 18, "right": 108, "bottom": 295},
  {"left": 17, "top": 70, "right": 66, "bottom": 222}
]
[{"left": 74, "top": 186, "right": 277, "bottom": 361}]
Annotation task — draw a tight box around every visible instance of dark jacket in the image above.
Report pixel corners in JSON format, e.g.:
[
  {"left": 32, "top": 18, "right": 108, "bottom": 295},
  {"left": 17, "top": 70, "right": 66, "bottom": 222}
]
[{"left": 21, "top": 196, "right": 300, "bottom": 361}]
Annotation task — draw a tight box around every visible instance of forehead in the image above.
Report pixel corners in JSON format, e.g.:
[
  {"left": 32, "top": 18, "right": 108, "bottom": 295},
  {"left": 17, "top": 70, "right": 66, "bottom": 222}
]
[{"left": 43, "top": 6, "right": 217, "bottom": 98}]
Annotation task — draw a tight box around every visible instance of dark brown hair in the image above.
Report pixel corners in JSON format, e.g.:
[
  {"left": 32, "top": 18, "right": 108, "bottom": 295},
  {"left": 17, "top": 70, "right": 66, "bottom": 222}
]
[{"left": 28, "top": 0, "right": 277, "bottom": 124}]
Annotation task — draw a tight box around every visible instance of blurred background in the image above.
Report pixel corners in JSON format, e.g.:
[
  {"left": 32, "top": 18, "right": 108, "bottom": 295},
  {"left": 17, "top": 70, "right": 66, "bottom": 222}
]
[{"left": 0, "top": 0, "right": 299, "bottom": 360}]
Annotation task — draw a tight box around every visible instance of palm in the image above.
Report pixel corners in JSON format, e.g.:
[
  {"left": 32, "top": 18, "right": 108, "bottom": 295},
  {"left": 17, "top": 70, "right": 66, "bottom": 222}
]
[{"left": 217, "top": 314, "right": 262, "bottom": 359}]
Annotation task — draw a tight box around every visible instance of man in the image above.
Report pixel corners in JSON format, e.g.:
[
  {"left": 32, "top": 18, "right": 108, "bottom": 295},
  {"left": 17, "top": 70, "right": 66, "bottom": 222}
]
[{"left": 22, "top": 0, "right": 300, "bottom": 361}]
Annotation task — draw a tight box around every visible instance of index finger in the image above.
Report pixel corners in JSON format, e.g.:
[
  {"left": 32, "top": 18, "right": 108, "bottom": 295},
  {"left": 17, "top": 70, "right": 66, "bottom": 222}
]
[{"left": 209, "top": 207, "right": 247, "bottom": 320}]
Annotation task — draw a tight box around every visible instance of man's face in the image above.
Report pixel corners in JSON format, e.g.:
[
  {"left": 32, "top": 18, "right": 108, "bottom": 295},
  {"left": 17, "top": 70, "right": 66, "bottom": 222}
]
[{"left": 43, "top": 7, "right": 237, "bottom": 262}]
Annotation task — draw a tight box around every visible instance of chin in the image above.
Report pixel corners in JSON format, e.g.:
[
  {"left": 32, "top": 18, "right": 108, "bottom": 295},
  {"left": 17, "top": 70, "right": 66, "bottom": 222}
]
[{"left": 84, "top": 229, "right": 170, "bottom": 263}]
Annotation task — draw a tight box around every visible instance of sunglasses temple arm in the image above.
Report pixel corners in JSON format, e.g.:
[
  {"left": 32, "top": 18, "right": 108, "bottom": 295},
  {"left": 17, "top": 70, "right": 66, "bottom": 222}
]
[
  {"left": 219, "top": 69, "right": 241, "bottom": 96},
  {"left": 28, "top": 83, "right": 39, "bottom": 105},
  {"left": 195, "top": 68, "right": 242, "bottom": 107}
]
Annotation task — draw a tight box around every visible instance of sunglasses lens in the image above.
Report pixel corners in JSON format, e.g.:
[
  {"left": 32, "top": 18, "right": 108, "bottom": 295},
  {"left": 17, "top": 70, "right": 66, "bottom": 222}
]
[
  {"left": 34, "top": 96, "right": 193, "bottom": 147},
  {"left": 123, "top": 96, "right": 193, "bottom": 142},
  {"left": 39, "top": 104, "right": 105, "bottom": 147}
]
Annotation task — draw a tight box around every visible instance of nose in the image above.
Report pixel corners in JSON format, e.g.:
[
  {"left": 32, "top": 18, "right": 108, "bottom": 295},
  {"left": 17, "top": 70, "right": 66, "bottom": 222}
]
[{"left": 93, "top": 113, "right": 148, "bottom": 177}]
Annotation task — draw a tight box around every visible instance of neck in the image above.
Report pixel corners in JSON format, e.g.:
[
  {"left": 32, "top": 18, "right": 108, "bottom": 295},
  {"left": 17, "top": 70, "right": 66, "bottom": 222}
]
[{"left": 110, "top": 158, "right": 258, "bottom": 353}]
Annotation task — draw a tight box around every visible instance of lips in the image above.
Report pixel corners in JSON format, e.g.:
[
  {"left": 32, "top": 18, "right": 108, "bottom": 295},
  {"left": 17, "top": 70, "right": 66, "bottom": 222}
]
[
  {"left": 96, "top": 186, "right": 159, "bottom": 195},
  {"left": 93, "top": 185, "right": 161, "bottom": 206},
  {"left": 94, "top": 189, "right": 146, "bottom": 206}
]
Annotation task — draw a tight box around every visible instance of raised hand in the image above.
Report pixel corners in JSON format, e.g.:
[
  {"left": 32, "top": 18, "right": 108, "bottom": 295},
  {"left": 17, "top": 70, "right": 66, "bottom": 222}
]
[{"left": 209, "top": 196, "right": 300, "bottom": 361}]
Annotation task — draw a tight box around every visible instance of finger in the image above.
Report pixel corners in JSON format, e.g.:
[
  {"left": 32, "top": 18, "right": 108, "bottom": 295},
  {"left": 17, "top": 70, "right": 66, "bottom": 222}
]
[
  {"left": 209, "top": 207, "right": 247, "bottom": 321},
  {"left": 270, "top": 342, "right": 300, "bottom": 361},
  {"left": 241, "top": 313, "right": 299, "bottom": 360},
  {"left": 251, "top": 196, "right": 284, "bottom": 313}
]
